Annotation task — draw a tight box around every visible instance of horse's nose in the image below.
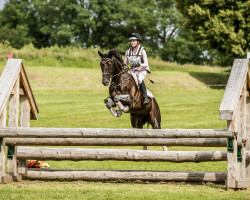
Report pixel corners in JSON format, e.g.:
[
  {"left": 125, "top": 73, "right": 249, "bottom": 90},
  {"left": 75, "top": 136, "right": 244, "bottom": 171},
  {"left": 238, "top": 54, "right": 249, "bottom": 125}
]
[{"left": 103, "top": 80, "right": 109, "bottom": 86}]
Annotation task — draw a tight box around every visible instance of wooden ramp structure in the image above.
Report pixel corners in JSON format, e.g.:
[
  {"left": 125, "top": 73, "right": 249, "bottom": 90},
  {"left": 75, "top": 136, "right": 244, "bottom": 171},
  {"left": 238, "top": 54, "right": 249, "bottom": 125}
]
[
  {"left": 0, "top": 58, "right": 249, "bottom": 189},
  {"left": 0, "top": 59, "right": 39, "bottom": 183}
]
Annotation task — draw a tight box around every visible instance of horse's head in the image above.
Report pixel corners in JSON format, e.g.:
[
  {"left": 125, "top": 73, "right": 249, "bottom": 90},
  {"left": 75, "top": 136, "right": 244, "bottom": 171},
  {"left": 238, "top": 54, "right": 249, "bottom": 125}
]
[
  {"left": 98, "top": 50, "right": 114, "bottom": 86},
  {"left": 98, "top": 49, "right": 124, "bottom": 86}
]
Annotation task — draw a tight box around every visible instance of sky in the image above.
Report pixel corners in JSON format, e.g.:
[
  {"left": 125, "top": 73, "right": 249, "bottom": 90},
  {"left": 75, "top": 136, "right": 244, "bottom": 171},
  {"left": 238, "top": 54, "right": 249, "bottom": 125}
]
[{"left": 0, "top": 0, "right": 5, "bottom": 10}]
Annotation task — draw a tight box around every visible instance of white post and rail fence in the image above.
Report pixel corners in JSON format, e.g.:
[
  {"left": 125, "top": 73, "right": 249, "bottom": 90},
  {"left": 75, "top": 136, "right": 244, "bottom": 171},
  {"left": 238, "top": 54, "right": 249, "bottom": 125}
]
[{"left": 0, "top": 56, "right": 249, "bottom": 189}]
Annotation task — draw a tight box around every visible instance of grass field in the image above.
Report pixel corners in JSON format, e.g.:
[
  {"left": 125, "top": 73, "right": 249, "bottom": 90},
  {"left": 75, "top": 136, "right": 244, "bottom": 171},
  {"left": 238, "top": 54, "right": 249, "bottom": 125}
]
[{"left": 0, "top": 46, "right": 249, "bottom": 199}]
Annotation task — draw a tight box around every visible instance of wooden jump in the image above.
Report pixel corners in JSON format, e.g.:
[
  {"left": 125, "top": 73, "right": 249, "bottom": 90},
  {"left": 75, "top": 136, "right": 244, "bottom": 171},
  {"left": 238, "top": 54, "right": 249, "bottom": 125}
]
[{"left": 0, "top": 58, "right": 249, "bottom": 189}]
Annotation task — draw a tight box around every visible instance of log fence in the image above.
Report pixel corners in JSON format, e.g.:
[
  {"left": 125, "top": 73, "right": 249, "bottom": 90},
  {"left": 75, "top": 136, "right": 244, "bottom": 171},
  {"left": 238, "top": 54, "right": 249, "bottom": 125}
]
[{"left": 0, "top": 58, "right": 249, "bottom": 189}]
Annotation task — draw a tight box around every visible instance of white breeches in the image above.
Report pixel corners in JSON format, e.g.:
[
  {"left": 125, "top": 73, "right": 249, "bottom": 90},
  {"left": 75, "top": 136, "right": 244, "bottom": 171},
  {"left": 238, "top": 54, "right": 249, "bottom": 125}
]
[{"left": 134, "top": 70, "right": 147, "bottom": 84}]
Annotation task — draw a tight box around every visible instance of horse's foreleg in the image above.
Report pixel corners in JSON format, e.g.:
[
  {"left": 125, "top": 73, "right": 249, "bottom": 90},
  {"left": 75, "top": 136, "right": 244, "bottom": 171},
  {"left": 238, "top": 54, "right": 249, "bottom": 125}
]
[
  {"left": 105, "top": 97, "right": 122, "bottom": 117},
  {"left": 114, "top": 94, "right": 131, "bottom": 113}
]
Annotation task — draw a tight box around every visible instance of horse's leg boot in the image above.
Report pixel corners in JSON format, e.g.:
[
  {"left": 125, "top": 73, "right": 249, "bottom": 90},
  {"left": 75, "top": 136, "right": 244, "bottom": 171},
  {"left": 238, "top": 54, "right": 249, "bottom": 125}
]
[{"left": 140, "top": 80, "right": 149, "bottom": 105}]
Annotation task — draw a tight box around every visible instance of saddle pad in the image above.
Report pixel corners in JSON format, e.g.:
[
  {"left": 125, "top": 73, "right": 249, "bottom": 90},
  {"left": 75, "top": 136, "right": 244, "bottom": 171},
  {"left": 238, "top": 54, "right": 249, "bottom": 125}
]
[
  {"left": 146, "top": 89, "right": 154, "bottom": 99},
  {"left": 128, "top": 70, "right": 154, "bottom": 99}
]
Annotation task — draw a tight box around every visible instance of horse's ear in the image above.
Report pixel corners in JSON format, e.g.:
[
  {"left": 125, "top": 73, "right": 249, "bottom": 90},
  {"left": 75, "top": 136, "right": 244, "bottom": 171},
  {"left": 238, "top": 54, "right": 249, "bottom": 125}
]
[
  {"left": 98, "top": 50, "right": 103, "bottom": 58},
  {"left": 108, "top": 50, "right": 112, "bottom": 58},
  {"left": 110, "top": 48, "right": 124, "bottom": 64}
]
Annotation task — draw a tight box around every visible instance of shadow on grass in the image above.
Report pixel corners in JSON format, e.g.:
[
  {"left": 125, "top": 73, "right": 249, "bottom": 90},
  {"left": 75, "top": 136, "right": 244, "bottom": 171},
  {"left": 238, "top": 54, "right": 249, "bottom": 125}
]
[{"left": 189, "top": 71, "right": 230, "bottom": 89}]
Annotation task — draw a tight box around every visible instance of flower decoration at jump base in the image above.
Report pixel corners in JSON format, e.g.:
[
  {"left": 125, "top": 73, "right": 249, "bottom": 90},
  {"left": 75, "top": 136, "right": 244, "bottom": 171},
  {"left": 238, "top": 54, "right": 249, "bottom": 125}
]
[{"left": 28, "top": 160, "right": 49, "bottom": 168}]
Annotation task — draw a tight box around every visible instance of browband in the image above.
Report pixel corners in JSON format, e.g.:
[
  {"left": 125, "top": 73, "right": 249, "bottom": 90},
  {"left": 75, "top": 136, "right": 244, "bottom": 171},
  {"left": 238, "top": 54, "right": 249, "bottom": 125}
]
[{"left": 101, "top": 59, "right": 112, "bottom": 64}]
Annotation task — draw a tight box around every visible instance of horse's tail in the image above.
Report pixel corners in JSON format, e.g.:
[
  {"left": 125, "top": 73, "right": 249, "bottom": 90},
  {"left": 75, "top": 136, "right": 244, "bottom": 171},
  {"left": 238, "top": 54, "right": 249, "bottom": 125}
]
[{"left": 151, "top": 98, "right": 161, "bottom": 129}]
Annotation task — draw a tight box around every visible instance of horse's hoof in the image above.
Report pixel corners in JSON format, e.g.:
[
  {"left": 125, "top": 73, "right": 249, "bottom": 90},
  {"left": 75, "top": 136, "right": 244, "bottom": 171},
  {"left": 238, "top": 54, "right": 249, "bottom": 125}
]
[{"left": 116, "top": 110, "right": 122, "bottom": 117}]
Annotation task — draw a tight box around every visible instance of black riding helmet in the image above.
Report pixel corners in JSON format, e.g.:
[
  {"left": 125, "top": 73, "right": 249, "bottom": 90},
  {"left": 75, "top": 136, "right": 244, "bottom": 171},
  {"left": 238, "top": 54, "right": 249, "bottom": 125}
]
[{"left": 129, "top": 33, "right": 141, "bottom": 43}]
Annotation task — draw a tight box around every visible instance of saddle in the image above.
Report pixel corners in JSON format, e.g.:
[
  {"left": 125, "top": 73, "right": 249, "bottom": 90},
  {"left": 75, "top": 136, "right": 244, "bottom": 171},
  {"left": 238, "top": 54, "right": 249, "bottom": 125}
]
[
  {"left": 128, "top": 70, "right": 154, "bottom": 109},
  {"left": 128, "top": 70, "right": 154, "bottom": 99}
]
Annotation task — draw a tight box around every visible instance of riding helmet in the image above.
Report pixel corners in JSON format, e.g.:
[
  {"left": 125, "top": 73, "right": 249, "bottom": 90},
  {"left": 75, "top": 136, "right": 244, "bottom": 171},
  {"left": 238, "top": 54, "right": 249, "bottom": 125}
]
[{"left": 129, "top": 33, "right": 141, "bottom": 43}]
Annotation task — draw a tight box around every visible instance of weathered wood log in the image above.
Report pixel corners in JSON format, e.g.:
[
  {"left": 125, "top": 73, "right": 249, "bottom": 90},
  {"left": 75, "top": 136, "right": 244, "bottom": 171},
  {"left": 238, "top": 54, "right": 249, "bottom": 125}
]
[
  {"left": 6, "top": 76, "right": 20, "bottom": 176},
  {"left": 219, "top": 59, "right": 249, "bottom": 120},
  {"left": 20, "top": 95, "right": 30, "bottom": 128},
  {"left": 6, "top": 138, "right": 227, "bottom": 147},
  {"left": 0, "top": 138, "right": 5, "bottom": 183},
  {"left": 0, "top": 127, "right": 233, "bottom": 138},
  {"left": 0, "top": 59, "right": 21, "bottom": 116},
  {"left": 0, "top": 106, "right": 6, "bottom": 182},
  {"left": 25, "top": 169, "right": 227, "bottom": 183},
  {"left": 18, "top": 96, "right": 30, "bottom": 175},
  {"left": 17, "top": 147, "right": 227, "bottom": 162},
  {"left": 20, "top": 65, "right": 39, "bottom": 120}
]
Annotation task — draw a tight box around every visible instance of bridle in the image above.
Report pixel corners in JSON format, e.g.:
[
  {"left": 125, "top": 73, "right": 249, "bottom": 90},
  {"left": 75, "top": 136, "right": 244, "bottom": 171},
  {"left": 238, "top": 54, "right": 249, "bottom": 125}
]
[
  {"left": 100, "top": 57, "right": 129, "bottom": 87},
  {"left": 100, "top": 58, "right": 114, "bottom": 79},
  {"left": 101, "top": 59, "right": 112, "bottom": 65}
]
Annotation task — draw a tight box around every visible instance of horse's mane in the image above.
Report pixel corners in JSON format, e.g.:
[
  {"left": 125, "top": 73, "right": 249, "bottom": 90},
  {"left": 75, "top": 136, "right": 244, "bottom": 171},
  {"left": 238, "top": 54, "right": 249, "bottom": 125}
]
[{"left": 109, "top": 48, "right": 124, "bottom": 65}]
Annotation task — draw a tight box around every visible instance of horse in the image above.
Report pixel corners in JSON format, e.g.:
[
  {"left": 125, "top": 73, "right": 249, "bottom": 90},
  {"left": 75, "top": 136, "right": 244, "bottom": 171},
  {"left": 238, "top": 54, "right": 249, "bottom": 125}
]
[{"left": 98, "top": 49, "right": 166, "bottom": 151}]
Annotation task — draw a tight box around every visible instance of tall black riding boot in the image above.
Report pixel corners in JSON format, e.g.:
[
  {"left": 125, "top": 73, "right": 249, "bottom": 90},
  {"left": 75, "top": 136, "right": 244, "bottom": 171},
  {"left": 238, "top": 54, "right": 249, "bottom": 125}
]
[{"left": 140, "top": 80, "right": 149, "bottom": 105}]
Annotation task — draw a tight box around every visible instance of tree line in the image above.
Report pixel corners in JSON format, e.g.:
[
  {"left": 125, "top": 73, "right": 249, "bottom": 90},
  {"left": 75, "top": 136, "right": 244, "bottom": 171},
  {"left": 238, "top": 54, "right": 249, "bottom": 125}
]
[{"left": 0, "top": 0, "right": 249, "bottom": 66}]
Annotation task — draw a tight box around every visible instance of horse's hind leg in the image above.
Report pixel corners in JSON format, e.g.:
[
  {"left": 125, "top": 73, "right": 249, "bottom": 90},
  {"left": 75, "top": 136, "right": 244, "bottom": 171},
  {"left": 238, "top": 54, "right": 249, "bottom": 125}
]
[
  {"left": 130, "top": 113, "right": 148, "bottom": 150},
  {"left": 150, "top": 99, "right": 167, "bottom": 151},
  {"left": 151, "top": 118, "right": 167, "bottom": 151}
]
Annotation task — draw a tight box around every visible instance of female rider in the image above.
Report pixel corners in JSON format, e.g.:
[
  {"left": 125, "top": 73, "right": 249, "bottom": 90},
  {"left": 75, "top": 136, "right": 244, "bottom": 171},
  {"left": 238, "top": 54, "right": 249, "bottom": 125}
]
[{"left": 124, "top": 33, "right": 150, "bottom": 105}]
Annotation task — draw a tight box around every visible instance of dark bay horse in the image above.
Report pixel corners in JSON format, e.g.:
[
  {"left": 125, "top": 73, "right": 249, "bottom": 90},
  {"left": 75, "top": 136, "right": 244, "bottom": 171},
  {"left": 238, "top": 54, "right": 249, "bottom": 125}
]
[{"left": 98, "top": 49, "right": 166, "bottom": 150}]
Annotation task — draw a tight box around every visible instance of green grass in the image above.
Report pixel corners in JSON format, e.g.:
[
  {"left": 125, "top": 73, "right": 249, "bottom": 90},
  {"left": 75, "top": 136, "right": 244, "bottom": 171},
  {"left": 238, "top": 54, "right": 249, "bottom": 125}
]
[
  {"left": 0, "top": 49, "right": 249, "bottom": 199},
  {"left": 0, "top": 181, "right": 248, "bottom": 200},
  {"left": 0, "top": 43, "right": 231, "bottom": 72}
]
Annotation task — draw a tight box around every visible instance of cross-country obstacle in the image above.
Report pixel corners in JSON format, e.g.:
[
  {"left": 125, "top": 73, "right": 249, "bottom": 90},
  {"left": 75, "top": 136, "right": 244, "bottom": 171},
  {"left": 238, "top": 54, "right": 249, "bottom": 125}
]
[{"left": 0, "top": 58, "right": 249, "bottom": 189}]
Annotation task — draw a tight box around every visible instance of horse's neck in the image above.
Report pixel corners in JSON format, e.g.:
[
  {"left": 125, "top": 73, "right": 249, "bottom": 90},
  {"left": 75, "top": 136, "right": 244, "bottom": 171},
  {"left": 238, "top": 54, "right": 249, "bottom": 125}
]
[{"left": 112, "top": 59, "right": 124, "bottom": 80}]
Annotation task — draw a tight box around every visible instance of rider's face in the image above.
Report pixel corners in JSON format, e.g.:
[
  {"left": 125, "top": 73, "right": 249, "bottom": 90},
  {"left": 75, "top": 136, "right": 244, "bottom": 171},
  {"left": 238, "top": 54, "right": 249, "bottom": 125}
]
[{"left": 130, "top": 40, "right": 138, "bottom": 48}]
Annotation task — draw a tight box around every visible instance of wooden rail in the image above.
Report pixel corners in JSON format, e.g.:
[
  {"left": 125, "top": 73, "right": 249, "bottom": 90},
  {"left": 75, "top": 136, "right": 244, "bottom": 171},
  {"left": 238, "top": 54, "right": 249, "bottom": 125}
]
[
  {"left": 5, "top": 137, "right": 227, "bottom": 147},
  {"left": 17, "top": 147, "right": 227, "bottom": 162},
  {"left": 25, "top": 169, "right": 227, "bottom": 183},
  {"left": 0, "top": 127, "right": 233, "bottom": 138}
]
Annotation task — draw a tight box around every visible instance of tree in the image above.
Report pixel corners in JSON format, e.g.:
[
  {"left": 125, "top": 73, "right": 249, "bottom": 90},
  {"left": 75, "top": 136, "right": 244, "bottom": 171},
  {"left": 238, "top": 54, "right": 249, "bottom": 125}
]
[
  {"left": 88, "top": 0, "right": 127, "bottom": 49},
  {"left": 0, "top": 0, "right": 33, "bottom": 48},
  {"left": 161, "top": 29, "right": 209, "bottom": 65},
  {"left": 0, "top": 0, "right": 92, "bottom": 48},
  {"left": 175, "top": 0, "right": 250, "bottom": 65},
  {"left": 0, "top": 0, "right": 220, "bottom": 65}
]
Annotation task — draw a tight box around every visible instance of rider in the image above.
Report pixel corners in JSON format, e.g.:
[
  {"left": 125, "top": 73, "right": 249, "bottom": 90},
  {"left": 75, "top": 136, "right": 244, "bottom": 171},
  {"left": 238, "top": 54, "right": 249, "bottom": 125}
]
[{"left": 124, "top": 33, "right": 150, "bottom": 105}]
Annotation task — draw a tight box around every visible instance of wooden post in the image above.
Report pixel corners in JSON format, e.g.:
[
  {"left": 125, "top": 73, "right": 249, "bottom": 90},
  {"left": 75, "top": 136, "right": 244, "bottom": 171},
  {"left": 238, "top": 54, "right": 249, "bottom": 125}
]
[
  {"left": 0, "top": 106, "right": 6, "bottom": 183},
  {"left": 20, "top": 95, "right": 30, "bottom": 127},
  {"left": 6, "top": 76, "right": 20, "bottom": 177},
  {"left": 18, "top": 95, "right": 30, "bottom": 175},
  {"left": 245, "top": 61, "right": 250, "bottom": 188},
  {"left": 227, "top": 118, "right": 238, "bottom": 189},
  {"left": 236, "top": 81, "right": 247, "bottom": 188}
]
